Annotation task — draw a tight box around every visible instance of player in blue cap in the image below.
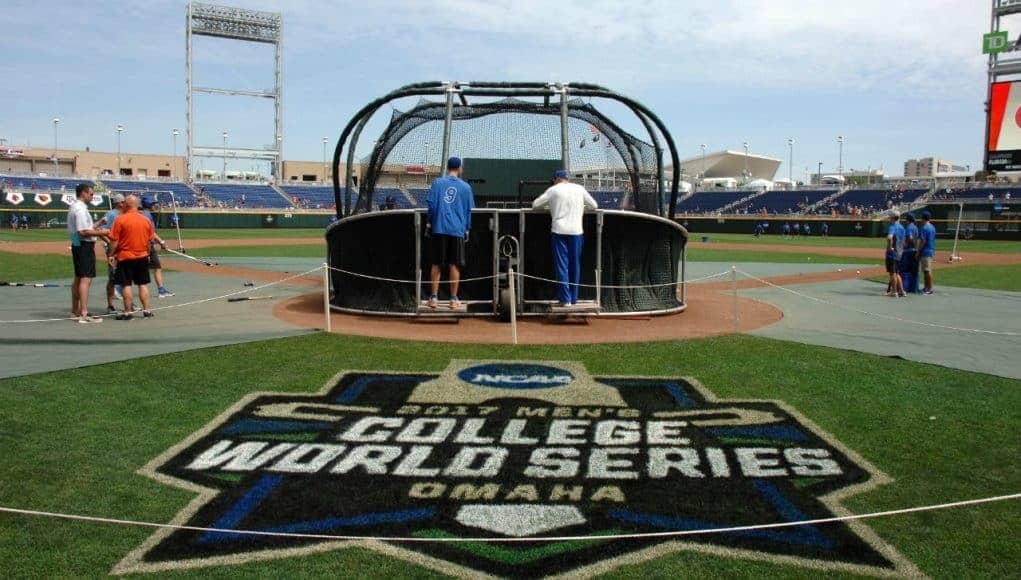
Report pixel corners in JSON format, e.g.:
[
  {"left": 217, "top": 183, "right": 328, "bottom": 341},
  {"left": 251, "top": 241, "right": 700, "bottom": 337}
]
[
  {"left": 426, "top": 156, "right": 475, "bottom": 309},
  {"left": 531, "top": 169, "right": 598, "bottom": 307},
  {"left": 901, "top": 212, "right": 919, "bottom": 293},
  {"left": 917, "top": 210, "right": 936, "bottom": 294}
]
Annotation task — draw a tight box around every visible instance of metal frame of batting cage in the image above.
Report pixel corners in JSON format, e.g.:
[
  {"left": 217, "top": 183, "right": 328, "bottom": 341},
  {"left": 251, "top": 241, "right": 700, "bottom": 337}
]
[{"left": 329, "top": 81, "right": 682, "bottom": 220}]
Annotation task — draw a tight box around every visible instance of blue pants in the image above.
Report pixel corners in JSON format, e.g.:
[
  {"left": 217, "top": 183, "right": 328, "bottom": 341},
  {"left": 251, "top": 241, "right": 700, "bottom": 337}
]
[{"left": 552, "top": 233, "right": 583, "bottom": 305}]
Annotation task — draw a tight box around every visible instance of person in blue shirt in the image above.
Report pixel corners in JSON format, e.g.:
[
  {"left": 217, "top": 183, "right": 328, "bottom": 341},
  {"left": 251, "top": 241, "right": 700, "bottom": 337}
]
[
  {"left": 803, "top": 223, "right": 810, "bottom": 237},
  {"left": 821, "top": 222, "right": 829, "bottom": 237},
  {"left": 100, "top": 193, "right": 126, "bottom": 313},
  {"left": 917, "top": 210, "right": 937, "bottom": 294},
  {"left": 782, "top": 222, "right": 790, "bottom": 238},
  {"left": 884, "top": 210, "right": 906, "bottom": 297},
  {"left": 792, "top": 222, "right": 801, "bottom": 237},
  {"left": 426, "top": 156, "right": 475, "bottom": 309},
  {"left": 140, "top": 197, "right": 173, "bottom": 298},
  {"left": 900, "top": 212, "right": 920, "bottom": 294}
]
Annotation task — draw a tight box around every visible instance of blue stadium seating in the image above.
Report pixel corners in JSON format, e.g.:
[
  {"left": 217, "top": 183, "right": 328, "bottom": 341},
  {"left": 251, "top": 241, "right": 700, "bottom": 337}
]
[
  {"left": 1, "top": 175, "right": 93, "bottom": 192},
  {"left": 676, "top": 190, "right": 748, "bottom": 213},
  {"left": 408, "top": 188, "right": 429, "bottom": 207},
  {"left": 195, "top": 182, "right": 292, "bottom": 209},
  {"left": 933, "top": 186, "right": 1021, "bottom": 200},
  {"left": 99, "top": 179, "right": 198, "bottom": 207},
  {"left": 745, "top": 190, "right": 835, "bottom": 214},
  {"left": 590, "top": 191, "right": 625, "bottom": 209},
  {"left": 827, "top": 188, "right": 928, "bottom": 212},
  {"left": 280, "top": 185, "right": 336, "bottom": 208}
]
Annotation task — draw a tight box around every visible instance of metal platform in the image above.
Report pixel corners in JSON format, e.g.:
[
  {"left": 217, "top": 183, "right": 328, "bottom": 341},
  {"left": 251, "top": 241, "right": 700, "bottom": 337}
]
[{"left": 548, "top": 300, "right": 601, "bottom": 315}]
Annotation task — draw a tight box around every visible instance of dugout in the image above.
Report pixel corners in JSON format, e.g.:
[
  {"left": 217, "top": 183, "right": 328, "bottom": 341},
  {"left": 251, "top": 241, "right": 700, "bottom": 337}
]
[{"left": 326, "top": 81, "right": 687, "bottom": 317}]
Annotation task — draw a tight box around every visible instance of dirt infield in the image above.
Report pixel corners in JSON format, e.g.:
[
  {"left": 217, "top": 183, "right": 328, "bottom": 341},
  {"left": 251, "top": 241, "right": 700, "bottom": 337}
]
[{"left": 273, "top": 285, "right": 784, "bottom": 344}]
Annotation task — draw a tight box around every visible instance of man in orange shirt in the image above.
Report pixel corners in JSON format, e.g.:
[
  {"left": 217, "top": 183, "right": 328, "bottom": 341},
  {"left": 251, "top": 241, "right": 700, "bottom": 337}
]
[{"left": 107, "top": 195, "right": 164, "bottom": 319}]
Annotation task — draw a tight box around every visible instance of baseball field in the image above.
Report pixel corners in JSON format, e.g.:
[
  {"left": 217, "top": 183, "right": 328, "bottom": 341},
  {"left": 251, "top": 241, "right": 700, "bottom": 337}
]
[{"left": 0, "top": 227, "right": 1018, "bottom": 578}]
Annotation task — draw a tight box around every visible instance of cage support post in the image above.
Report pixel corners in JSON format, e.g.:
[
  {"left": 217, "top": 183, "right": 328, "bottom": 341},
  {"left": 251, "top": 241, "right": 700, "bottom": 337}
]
[
  {"left": 559, "top": 83, "right": 570, "bottom": 172},
  {"left": 441, "top": 82, "right": 455, "bottom": 166},
  {"left": 595, "top": 212, "right": 603, "bottom": 308},
  {"left": 509, "top": 266, "right": 518, "bottom": 345},
  {"left": 415, "top": 213, "right": 423, "bottom": 308},
  {"left": 949, "top": 201, "right": 964, "bottom": 262},
  {"left": 731, "top": 265, "right": 739, "bottom": 334},
  {"left": 322, "top": 263, "right": 332, "bottom": 333}
]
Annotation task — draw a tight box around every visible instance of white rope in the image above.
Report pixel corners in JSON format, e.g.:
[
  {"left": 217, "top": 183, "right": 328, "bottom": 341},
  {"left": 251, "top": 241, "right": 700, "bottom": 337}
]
[
  {"left": 327, "top": 265, "right": 499, "bottom": 285},
  {"left": 0, "top": 267, "right": 324, "bottom": 324},
  {"left": 0, "top": 492, "right": 1015, "bottom": 544},
  {"left": 736, "top": 269, "right": 1021, "bottom": 336}
]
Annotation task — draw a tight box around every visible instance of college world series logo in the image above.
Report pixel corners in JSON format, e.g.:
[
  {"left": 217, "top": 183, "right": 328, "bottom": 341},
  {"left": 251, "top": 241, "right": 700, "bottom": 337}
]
[{"left": 115, "top": 361, "right": 919, "bottom": 577}]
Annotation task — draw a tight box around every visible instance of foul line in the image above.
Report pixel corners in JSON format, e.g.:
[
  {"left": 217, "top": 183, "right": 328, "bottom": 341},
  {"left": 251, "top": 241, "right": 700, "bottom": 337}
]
[
  {"left": 737, "top": 269, "right": 1021, "bottom": 336},
  {"left": 0, "top": 492, "right": 1016, "bottom": 544}
]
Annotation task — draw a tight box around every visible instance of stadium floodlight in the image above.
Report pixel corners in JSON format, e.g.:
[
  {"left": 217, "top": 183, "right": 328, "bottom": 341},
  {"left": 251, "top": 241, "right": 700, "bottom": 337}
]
[
  {"left": 817, "top": 161, "right": 823, "bottom": 185},
  {"left": 787, "top": 138, "right": 795, "bottom": 185},
  {"left": 52, "top": 118, "right": 60, "bottom": 174},
  {"left": 742, "top": 142, "right": 749, "bottom": 181},
  {"left": 837, "top": 135, "right": 845, "bottom": 178},
  {"left": 172, "top": 129, "right": 180, "bottom": 177},
  {"left": 116, "top": 123, "right": 124, "bottom": 175},
  {"left": 222, "top": 131, "right": 228, "bottom": 181},
  {"left": 700, "top": 144, "right": 706, "bottom": 185}
]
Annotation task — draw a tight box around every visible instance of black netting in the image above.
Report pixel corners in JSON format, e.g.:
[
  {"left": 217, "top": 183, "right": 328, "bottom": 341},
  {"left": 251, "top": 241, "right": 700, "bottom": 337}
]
[
  {"left": 356, "top": 98, "right": 658, "bottom": 214},
  {"left": 327, "top": 210, "right": 685, "bottom": 315}
]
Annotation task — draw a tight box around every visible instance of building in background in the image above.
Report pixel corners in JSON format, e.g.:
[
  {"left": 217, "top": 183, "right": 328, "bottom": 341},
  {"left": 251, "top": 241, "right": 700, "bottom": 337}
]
[{"left": 904, "top": 157, "right": 968, "bottom": 178}]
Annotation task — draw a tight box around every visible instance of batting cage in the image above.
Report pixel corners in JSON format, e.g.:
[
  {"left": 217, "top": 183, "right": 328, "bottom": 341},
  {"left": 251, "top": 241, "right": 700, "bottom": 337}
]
[{"left": 326, "top": 81, "right": 687, "bottom": 317}]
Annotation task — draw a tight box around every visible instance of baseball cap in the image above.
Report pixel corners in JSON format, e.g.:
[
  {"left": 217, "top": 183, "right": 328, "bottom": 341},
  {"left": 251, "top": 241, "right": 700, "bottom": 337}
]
[
  {"left": 554, "top": 169, "right": 570, "bottom": 180},
  {"left": 921, "top": 210, "right": 932, "bottom": 220},
  {"left": 110, "top": 193, "right": 126, "bottom": 204},
  {"left": 447, "top": 156, "right": 462, "bottom": 169},
  {"left": 905, "top": 212, "right": 915, "bottom": 222}
]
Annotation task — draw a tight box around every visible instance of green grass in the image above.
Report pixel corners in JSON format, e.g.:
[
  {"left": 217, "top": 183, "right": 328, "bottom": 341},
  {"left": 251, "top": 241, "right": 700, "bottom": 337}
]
[
  {"left": 687, "top": 247, "right": 870, "bottom": 264},
  {"left": 0, "top": 333, "right": 1018, "bottom": 578},
  {"left": 0, "top": 249, "right": 108, "bottom": 281},
  {"left": 697, "top": 232, "right": 1021, "bottom": 254},
  {"left": 187, "top": 244, "right": 326, "bottom": 258},
  {"left": 870, "top": 264, "right": 1021, "bottom": 292},
  {"left": 0, "top": 227, "right": 324, "bottom": 243}
]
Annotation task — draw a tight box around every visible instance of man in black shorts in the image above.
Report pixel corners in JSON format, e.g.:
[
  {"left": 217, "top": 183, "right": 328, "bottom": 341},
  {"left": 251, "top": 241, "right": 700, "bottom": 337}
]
[
  {"left": 107, "top": 195, "right": 157, "bottom": 319},
  {"left": 425, "top": 157, "right": 475, "bottom": 309},
  {"left": 67, "top": 184, "right": 109, "bottom": 323}
]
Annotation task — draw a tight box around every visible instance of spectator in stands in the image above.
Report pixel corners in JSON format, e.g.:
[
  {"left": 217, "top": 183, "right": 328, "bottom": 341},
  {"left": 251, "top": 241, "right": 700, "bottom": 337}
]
[
  {"left": 67, "top": 184, "right": 109, "bottom": 323},
  {"left": 531, "top": 169, "right": 599, "bottom": 307},
  {"left": 385, "top": 195, "right": 397, "bottom": 210},
  {"left": 140, "top": 197, "right": 174, "bottom": 298},
  {"left": 917, "top": 211, "right": 937, "bottom": 295},
  {"left": 884, "top": 211, "right": 906, "bottom": 297},
  {"left": 426, "top": 156, "right": 474, "bottom": 309},
  {"left": 107, "top": 195, "right": 156, "bottom": 319}
]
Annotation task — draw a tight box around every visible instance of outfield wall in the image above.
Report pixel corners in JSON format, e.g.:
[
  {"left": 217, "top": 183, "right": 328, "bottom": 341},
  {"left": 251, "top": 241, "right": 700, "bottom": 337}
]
[{"left": 1, "top": 206, "right": 1018, "bottom": 240}]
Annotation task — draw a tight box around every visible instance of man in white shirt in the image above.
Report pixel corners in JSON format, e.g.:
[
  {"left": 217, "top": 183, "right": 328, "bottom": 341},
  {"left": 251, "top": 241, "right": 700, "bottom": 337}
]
[
  {"left": 531, "top": 170, "right": 598, "bottom": 306},
  {"left": 67, "top": 183, "right": 109, "bottom": 323}
]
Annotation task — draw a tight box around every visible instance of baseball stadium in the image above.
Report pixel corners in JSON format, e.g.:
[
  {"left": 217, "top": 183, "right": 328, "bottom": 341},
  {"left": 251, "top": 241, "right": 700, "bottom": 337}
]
[{"left": 1, "top": 1, "right": 1019, "bottom": 578}]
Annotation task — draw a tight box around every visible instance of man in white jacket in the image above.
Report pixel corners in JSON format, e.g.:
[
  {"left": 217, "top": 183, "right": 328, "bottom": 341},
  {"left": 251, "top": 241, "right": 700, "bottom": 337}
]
[{"left": 531, "top": 170, "right": 598, "bottom": 306}]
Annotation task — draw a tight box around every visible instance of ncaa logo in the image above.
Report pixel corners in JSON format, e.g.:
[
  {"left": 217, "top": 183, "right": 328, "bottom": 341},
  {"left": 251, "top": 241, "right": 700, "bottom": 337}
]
[
  {"left": 457, "top": 363, "right": 574, "bottom": 389},
  {"left": 443, "top": 187, "right": 457, "bottom": 204}
]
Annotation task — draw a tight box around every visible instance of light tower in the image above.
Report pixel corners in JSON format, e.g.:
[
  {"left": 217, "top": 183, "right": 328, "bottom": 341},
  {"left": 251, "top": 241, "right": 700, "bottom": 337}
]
[
  {"left": 187, "top": 2, "right": 283, "bottom": 182},
  {"left": 116, "top": 123, "right": 124, "bottom": 175},
  {"left": 52, "top": 118, "right": 60, "bottom": 175}
]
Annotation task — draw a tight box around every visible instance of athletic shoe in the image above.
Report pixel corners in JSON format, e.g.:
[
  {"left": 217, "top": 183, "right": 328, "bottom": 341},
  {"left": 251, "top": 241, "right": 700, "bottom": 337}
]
[
  {"left": 427, "top": 295, "right": 438, "bottom": 309},
  {"left": 158, "top": 287, "right": 175, "bottom": 298},
  {"left": 923, "top": 289, "right": 934, "bottom": 295},
  {"left": 897, "top": 292, "right": 907, "bottom": 297},
  {"left": 450, "top": 296, "right": 462, "bottom": 310},
  {"left": 77, "top": 316, "right": 102, "bottom": 324},
  {"left": 884, "top": 291, "right": 894, "bottom": 297},
  {"left": 116, "top": 312, "right": 134, "bottom": 321},
  {"left": 107, "top": 306, "right": 118, "bottom": 314},
  {"left": 114, "top": 285, "right": 123, "bottom": 300},
  {"left": 142, "top": 310, "right": 154, "bottom": 318}
]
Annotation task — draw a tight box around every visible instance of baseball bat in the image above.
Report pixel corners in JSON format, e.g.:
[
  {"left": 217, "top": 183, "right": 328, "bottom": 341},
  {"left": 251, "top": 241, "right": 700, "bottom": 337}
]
[
  {"left": 164, "top": 247, "right": 217, "bottom": 267},
  {"left": 227, "top": 295, "right": 276, "bottom": 302}
]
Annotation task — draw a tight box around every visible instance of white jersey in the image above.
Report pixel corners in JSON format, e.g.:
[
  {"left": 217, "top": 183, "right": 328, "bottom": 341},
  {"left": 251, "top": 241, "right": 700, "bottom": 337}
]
[
  {"left": 531, "top": 182, "right": 598, "bottom": 236},
  {"left": 67, "top": 199, "right": 96, "bottom": 245}
]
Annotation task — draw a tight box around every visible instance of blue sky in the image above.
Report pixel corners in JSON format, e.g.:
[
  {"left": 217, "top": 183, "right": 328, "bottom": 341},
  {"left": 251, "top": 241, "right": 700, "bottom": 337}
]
[{"left": 2, "top": 0, "right": 988, "bottom": 177}]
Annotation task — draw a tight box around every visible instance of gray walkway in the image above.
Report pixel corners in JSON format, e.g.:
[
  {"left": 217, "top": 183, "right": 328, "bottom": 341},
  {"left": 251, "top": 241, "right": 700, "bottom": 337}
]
[
  {"left": 741, "top": 279, "right": 1021, "bottom": 380},
  {"left": 0, "top": 271, "right": 316, "bottom": 379},
  {"left": 686, "top": 261, "right": 873, "bottom": 283}
]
